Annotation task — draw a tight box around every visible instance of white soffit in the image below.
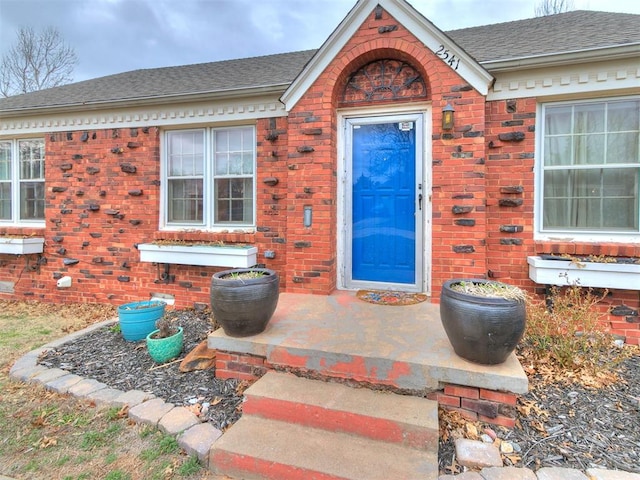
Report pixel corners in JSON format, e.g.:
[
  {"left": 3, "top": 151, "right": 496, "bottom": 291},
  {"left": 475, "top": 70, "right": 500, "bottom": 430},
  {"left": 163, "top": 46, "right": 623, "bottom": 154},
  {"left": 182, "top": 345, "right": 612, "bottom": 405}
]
[
  {"left": 281, "top": 0, "right": 493, "bottom": 110},
  {"left": 0, "top": 95, "right": 286, "bottom": 135},
  {"left": 488, "top": 58, "right": 640, "bottom": 101}
]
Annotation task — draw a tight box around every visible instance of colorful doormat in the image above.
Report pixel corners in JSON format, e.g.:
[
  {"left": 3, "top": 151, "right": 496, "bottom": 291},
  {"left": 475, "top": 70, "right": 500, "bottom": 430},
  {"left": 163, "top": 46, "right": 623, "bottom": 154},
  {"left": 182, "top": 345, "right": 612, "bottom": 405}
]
[{"left": 356, "top": 290, "right": 428, "bottom": 306}]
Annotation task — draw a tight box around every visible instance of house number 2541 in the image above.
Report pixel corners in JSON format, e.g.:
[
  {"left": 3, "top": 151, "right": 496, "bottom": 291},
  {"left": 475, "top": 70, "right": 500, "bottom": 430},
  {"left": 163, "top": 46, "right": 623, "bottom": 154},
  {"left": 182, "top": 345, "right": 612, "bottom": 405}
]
[{"left": 435, "top": 45, "right": 460, "bottom": 71}]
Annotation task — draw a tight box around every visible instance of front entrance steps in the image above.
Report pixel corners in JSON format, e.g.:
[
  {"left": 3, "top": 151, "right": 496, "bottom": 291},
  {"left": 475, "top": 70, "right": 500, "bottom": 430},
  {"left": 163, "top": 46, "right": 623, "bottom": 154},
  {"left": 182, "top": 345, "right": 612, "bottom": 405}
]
[{"left": 209, "top": 371, "right": 439, "bottom": 479}]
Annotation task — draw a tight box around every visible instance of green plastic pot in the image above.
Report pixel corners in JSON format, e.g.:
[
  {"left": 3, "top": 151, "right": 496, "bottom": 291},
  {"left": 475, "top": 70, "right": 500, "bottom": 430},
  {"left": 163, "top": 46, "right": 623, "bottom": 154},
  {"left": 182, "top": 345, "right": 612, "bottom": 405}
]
[{"left": 145, "top": 327, "right": 184, "bottom": 363}]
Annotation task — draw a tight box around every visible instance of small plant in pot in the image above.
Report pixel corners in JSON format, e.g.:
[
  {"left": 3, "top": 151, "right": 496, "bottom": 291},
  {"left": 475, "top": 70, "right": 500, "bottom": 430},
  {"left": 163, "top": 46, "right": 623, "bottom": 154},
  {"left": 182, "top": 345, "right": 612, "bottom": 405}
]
[
  {"left": 440, "top": 279, "right": 527, "bottom": 365},
  {"left": 146, "top": 316, "right": 184, "bottom": 363},
  {"left": 210, "top": 267, "right": 279, "bottom": 337}
]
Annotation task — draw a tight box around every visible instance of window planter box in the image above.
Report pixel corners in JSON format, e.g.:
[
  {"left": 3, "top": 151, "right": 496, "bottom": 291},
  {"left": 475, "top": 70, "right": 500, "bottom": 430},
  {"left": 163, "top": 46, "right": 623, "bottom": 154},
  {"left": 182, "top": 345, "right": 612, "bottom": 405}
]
[
  {"left": 0, "top": 237, "right": 44, "bottom": 255},
  {"left": 527, "top": 255, "right": 640, "bottom": 290},
  {"left": 137, "top": 243, "right": 258, "bottom": 268}
]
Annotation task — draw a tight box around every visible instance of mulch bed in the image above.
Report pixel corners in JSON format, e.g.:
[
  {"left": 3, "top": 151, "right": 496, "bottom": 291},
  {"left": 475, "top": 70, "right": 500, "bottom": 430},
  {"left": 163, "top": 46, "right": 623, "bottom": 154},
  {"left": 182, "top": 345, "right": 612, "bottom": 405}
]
[
  {"left": 38, "top": 308, "right": 244, "bottom": 431},
  {"left": 38, "top": 310, "right": 640, "bottom": 474}
]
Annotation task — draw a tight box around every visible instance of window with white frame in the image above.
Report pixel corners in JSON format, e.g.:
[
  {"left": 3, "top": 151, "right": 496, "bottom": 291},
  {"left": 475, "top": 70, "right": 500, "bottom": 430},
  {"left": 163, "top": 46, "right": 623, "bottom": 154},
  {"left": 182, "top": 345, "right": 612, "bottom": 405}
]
[
  {"left": 164, "top": 126, "right": 255, "bottom": 228},
  {"left": 540, "top": 98, "right": 639, "bottom": 235},
  {"left": 0, "top": 139, "right": 45, "bottom": 223}
]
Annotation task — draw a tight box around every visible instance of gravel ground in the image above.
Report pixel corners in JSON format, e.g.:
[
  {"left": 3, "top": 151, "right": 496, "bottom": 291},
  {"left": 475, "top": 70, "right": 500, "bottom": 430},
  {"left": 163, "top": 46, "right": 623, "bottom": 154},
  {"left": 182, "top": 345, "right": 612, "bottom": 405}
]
[
  {"left": 38, "top": 309, "right": 640, "bottom": 474},
  {"left": 39, "top": 309, "right": 244, "bottom": 431}
]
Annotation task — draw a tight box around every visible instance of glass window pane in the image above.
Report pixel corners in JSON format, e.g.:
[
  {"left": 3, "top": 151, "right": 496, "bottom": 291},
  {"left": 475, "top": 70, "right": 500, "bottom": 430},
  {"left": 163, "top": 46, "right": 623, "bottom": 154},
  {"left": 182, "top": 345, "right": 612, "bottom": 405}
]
[
  {"left": 544, "top": 170, "right": 570, "bottom": 197},
  {"left": 18, "top": 140, "right": 45, "bottom": 180},
  {"left": 167, "top": 178, "right": 203, "bottom": 223},
  {"left": 544, "top": 136, "right": 572, "bottom": 166},
  {"left": 215, "top": 153, "right": 229, "bottom": 175},
  {"left": 607, "top": 133, "right": 639, "bottom": 164},
  {"left": 608, "top": 100, "right": 639, "bottom": 132},
  {"left": 603, "top": 169, "right": 637, "bottom": 230},
  {"left": 545, "top": 106, "right": 572, "bottom": 135},
  {"left": 0, "top": 142, "right": 11, "bottom": 181},
  {"left": 229, "top": 153, "right": 242, "bottom": 175},
  {"left": 574, "top": 134, "right": 604, "bottom": 165},
  {"left": 242, "top": 152, "right": 253, "bottom": 174},
  {"left": 542, "top": 99, "right": 640, "bottom": 233},
  {"left": 214, "top": 130, "right": 228, "bottom": 153},
  {"left": 213, "top": 127, "right": 255, "bottom": 179},
  {"left": 543, "top": 197, "right": 568, "bottom": 229},
  {"left": 574, "top": 103, "right": 605, "bottom": 134},
  {"left": 167, "top": 131, "right": 204, "bottom": 176},
  {"left": 19, "top": 181, "right": 45, "bottom": 220},
  {"left": 228, "top": 130, "right": 242, "bottom": 151},
  {"left": 215, "top": 178, "right": 253, "bottom": 224},
  {"left": 0, "top": 183, "right": 11, "bottom": 220}
]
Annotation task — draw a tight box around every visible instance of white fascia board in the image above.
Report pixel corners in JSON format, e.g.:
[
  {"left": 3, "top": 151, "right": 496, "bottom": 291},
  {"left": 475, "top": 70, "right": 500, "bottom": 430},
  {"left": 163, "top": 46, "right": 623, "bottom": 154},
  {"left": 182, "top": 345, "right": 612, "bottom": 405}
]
[
  {"left": 488, "top": 57, "right": 640, "bottom": 102},
  {"left": 281, "top": 0, "right": 493, "bottom": 110},
  {"left": 0, "top": 93, "right": 287, "bottom": 136}
]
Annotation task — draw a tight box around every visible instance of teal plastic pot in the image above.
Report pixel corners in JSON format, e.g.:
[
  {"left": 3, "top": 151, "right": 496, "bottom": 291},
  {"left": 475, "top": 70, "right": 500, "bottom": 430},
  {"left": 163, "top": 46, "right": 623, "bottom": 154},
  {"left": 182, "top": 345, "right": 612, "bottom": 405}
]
[
  {"left": 146, "top": 327, "right": 184, "bottom": 363},
  {"left": 117, "top": 300, "right": 166, "bottom": 341}
]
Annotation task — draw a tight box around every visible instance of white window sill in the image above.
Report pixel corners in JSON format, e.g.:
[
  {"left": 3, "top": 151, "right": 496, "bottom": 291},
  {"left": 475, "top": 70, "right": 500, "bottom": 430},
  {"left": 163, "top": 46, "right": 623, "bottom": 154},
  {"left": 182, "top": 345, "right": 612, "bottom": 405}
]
[
  {"left": 0, "top": 237, "right": 44, "bottom": 255},
  {"left": 534, "top": 232, "right": 640, "bottom": 245},
  {"left": 527, "top": 255, "right": 640, "bottom": 290},
  {"left": 138, "top": 243, "right": 258, "bottom": 268}
]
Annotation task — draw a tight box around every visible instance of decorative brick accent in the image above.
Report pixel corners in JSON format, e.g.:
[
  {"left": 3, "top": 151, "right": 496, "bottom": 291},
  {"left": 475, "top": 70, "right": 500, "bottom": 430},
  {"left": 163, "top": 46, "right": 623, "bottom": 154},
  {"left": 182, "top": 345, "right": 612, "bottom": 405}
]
[
  {"left": 215, "top": 351, "right": 271, "bottom": 382},
  {"left": 440, "top": 384, "right": 518, "bottom": 428},
  {"left": 444, "top": 384, "right": 480, "bottom": 400}
]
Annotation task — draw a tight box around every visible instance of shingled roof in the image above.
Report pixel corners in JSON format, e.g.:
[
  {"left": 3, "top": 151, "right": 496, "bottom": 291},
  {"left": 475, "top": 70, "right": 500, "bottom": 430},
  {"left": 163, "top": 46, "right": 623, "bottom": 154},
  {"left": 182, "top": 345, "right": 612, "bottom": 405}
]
[
  {"left": 447, "top": 10, "right": 640, "bottom": 63},
  {"left": 1, "top": 9, "right": 638, "bottom": 113}
]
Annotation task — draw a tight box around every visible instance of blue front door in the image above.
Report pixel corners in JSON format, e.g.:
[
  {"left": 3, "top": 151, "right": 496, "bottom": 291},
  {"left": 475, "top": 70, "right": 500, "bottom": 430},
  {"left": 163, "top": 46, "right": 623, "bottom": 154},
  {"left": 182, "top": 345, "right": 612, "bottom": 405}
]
[{"left": 348, "top": 116, "right": 421, "bottom": 289}]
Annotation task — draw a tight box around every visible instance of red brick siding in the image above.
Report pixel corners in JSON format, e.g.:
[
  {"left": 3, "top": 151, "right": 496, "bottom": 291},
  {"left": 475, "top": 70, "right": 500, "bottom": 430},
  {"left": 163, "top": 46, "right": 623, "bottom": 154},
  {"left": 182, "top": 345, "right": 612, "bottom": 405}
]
[
  {"left": 286, "top": 6, "right": 488, "bottom": 297},
  {"left": 0, "top": 120, "right": 290, "bottom": 308},
  {"left": 484, "top": 99, "right": 640, "bottom": 344}
]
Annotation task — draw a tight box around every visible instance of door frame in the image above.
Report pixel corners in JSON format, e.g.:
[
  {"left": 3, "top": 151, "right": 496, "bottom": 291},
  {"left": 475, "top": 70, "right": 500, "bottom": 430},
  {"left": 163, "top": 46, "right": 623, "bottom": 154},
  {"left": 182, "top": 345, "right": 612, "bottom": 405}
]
[{"left": 337, "top": 104, "right": 432, "bottom": 295}]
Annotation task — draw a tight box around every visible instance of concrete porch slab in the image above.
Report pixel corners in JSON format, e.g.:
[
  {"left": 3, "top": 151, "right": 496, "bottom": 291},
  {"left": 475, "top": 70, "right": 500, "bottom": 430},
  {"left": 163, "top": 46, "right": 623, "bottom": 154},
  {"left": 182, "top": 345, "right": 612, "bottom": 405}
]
[{"left": 208, "top": 291, "right": 528, "bottom": 394}]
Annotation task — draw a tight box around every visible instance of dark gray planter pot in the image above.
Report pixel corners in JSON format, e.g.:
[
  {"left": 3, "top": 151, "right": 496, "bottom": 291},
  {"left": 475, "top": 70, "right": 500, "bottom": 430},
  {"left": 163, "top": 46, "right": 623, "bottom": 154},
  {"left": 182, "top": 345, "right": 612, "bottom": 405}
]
[
  {"left": 210, "top": 268, "right": 279, "bottom": 337},
  {"left": 440, "top": 279, "right": 526, "bottom": 365}
]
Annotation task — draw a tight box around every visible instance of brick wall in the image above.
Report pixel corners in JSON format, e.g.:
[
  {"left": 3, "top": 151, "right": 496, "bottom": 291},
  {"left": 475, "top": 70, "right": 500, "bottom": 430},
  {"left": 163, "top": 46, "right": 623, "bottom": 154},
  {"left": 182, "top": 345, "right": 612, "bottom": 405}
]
[
  {"left": 483, "top": 98, "right": 640, "bottom": 344},
  {"left": 0, "top": 119, "right": 291, "bottom": 308},
  {"left": 285, "top": 5, "right": 488, "bottom": 297},
  {"left": 428, "top": 384, "right": 517, "bottom": 428}
]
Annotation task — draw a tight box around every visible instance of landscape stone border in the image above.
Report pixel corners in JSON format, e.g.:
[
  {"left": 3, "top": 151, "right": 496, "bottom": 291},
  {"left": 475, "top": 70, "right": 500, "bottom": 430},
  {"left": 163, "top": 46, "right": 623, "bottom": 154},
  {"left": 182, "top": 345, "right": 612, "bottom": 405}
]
[
  {"left": 8, "top": 318, "right": 222, "bottom": 467},
  {"left": 8, "top": 319, "right": 640, "bottom": 480}
]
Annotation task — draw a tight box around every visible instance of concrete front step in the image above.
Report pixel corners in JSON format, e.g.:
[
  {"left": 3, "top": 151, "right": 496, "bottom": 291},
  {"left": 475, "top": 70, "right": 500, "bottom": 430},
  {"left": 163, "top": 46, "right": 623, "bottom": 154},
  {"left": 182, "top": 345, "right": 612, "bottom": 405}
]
[
  {"left": 243, "top": 371, "right": 439, "bottom": 449},
  {"left": 209, "top": 416, "right": 438, "bottom": 480},
  {"left": 209, "top": 371, "right": 439, "bottom": 479}
]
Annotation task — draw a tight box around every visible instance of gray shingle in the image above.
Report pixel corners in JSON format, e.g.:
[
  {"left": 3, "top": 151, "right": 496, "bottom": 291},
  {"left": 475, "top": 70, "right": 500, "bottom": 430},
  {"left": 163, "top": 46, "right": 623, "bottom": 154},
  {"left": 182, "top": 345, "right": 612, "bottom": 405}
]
[
  {"left": 1, "top": 10, "right": 638, "bottom": 113},
  {"left": 0, "top": 50, "right": 316, "bottom": 112},
  {"left": 447, "top": 10, "right": 640, "bottom": 63}
]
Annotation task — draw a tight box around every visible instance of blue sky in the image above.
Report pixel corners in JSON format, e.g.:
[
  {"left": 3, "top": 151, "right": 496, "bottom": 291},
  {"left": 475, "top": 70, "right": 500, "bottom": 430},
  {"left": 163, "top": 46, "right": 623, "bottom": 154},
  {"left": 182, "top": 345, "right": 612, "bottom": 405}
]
[{"left": 1, "top": 0, "right": 639, "bottom": 82}]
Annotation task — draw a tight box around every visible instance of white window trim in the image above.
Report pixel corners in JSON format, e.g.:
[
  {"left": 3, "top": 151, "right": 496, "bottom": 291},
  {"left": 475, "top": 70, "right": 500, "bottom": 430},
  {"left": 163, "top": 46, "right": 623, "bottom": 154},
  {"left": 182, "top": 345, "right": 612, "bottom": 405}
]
[
  {"left": 159, "top": 125, "right": 257, "bottom": 232},
  {"left": 0, "top": 138, "right": 46, "bottom": 227},
  {"left": 534, "top": 96, "right": 640, "bottom": 245}
]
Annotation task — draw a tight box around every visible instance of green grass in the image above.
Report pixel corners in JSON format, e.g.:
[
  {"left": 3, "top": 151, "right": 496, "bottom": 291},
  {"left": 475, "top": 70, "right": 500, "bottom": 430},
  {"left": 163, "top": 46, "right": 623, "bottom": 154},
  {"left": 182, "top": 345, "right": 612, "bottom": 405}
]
[
  {"left": 140, "top": 432, "right": 179, "bottom": 461},
  {"left": 104, "top": 471, "right": 131, "bottom": 480},
  {"left": 0, "top": 301, "right": 209, "bottom": 480},
  {"left": 80, "top": 423, "right": 123, "bottom": 450},
  {"left": 178, "top": 456, "right": 201, "bottom": 476}
]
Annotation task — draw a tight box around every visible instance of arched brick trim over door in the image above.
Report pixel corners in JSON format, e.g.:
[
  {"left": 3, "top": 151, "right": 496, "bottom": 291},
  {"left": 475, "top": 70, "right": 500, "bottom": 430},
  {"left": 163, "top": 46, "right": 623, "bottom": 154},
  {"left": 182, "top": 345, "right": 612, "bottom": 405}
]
[{"left": 342, "top": 58, "right": 427, "bottom": 104}]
